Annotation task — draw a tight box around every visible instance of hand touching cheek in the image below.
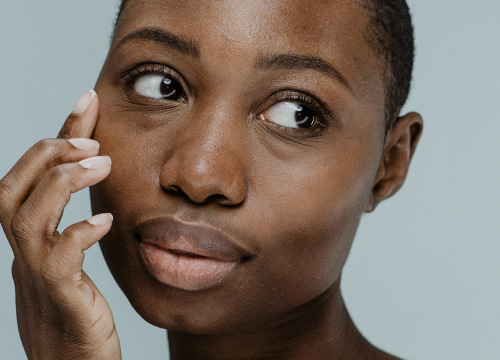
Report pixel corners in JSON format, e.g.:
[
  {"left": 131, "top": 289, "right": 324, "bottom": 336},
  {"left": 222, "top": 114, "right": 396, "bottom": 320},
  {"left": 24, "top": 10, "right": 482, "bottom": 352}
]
[{"left": 0, "top": 90, "right": 122, "bottom": 360}]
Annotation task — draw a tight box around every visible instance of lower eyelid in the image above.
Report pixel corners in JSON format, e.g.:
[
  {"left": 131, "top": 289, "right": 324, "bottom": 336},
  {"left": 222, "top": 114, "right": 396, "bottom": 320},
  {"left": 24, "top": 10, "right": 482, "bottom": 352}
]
[{"left": 257, "top": 114, "right": 324, "bottom": 136}]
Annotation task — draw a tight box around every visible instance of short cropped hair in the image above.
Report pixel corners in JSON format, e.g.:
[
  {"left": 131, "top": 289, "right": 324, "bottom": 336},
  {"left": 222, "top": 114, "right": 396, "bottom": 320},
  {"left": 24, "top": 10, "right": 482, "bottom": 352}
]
[
  {"left": 115, "top": 0, "right": 414, "bottom": 131},
  {"left": 354, "top": 0, "right": 414, "bottom": 131}
]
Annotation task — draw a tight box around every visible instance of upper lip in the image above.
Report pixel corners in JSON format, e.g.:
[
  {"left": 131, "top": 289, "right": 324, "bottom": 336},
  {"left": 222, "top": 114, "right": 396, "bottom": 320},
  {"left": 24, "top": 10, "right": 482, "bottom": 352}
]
[{"left": 135, "top": 217, "right": 251, "bottom": 262}]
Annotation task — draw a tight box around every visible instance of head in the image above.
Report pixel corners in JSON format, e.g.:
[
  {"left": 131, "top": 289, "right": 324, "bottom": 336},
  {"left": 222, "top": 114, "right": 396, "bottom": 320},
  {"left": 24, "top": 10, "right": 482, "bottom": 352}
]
[{"left": 91, "top": 0, "right": 422, "bottom": 333}]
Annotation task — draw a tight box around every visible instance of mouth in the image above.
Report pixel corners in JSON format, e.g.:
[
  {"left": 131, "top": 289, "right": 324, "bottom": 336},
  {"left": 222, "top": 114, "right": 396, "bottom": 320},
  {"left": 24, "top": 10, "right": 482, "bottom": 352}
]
[{"left": 135, "top": 217, "right": 251, "bottom": 291}]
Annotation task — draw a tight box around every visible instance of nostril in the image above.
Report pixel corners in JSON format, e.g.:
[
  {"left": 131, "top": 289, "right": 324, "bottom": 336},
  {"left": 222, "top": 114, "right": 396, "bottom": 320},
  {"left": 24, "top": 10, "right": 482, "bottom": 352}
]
[
  {"left": 211, "top": 194, "right": 227, "bottom": 201},
  {"left": 169, "top": 185, "right": 182, "bottom": 193},
  {"left": 163, "top": 185, "right": 187, "bottom": 198},
  {"left": 211, "top": 193, "right": 237, "bottom": 206}
]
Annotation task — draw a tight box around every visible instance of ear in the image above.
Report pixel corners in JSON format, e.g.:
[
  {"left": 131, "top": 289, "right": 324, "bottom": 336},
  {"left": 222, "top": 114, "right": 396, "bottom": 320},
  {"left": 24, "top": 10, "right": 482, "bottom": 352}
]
[{"left": 365, "top": 112, "right": 423, "bottom": 212}]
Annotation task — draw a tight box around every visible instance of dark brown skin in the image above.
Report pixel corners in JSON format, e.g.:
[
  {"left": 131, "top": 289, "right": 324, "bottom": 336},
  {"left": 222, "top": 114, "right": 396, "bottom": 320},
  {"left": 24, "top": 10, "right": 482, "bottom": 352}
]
[{"left": 0, "top": 0, "right": 422, "bottom": 359}]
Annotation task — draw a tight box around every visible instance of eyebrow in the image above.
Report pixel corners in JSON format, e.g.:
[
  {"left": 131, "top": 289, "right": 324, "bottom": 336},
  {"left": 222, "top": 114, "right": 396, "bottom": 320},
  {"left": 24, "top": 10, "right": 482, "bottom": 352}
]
[
  {"left": 255, "top": 54, "right": 353, "bottom": 95},
  {"left": 112, "top": 28, "right": 200, "bottom": 58},
  {"left": 113, "top": 29, "right": 352, "bottom": 94}
]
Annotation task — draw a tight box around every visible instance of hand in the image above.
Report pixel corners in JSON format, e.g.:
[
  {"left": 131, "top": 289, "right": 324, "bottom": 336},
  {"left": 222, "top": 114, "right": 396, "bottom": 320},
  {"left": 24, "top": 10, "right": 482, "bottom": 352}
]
[{"left": 0, "top": 90, "right": 121, "bottom": 360}]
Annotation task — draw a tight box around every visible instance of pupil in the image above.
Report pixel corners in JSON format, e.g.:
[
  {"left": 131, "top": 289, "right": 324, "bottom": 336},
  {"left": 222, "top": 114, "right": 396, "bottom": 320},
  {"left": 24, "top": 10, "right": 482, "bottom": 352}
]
[
  {"left": 160, "top": 77, "right": 183, "bottom": 100},
  {"left": 295, "top": 106, "right": 316, "bottom": 128}
]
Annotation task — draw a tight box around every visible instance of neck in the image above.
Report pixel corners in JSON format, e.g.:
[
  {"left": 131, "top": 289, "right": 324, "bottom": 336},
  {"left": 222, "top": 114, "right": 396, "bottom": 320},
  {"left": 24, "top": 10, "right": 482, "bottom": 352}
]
[{"left": 167, "top": 280, "right": 385, "bottom": 360}]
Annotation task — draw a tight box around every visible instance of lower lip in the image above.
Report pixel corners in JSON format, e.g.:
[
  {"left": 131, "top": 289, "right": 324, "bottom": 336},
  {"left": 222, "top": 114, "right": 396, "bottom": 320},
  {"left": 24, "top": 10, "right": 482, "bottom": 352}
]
[{"left": 140, "top": 242, "right": 240, "bottom": 291}]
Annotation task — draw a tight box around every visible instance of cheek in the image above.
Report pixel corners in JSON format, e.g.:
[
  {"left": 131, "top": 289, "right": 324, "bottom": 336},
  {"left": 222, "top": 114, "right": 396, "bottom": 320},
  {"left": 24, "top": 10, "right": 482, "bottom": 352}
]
[
  {"left": 90, "top": 105, "right": 176, "bottom": 207},
  {"left": 242, "top": 153, "right": 374, "bottom": 304},
  {"left": 89, "top": 100, "right": 382, "bottom": 331}
]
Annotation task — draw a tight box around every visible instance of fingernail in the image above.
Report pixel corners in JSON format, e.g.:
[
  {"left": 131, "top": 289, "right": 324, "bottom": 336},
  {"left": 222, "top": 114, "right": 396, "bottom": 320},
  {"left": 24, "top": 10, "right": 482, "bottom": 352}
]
[
  {"left": 72, "top": 90, "right": 96, "bottom": 115},
  {"left": 68, "top": 138, "right": 100, "bottom": 151},
  {"left": 79, "top": 156, "right": 111, "bottom": 169},
  {"left": 88, "top": 213, "right": 113, "bottom": 226}
]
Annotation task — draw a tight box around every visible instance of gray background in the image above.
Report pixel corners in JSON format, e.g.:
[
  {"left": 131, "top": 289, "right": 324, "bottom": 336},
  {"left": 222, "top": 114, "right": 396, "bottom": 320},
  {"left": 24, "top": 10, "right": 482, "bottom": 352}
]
[{"left": 1, "top": 1, "right": 499, "bottom": 359}]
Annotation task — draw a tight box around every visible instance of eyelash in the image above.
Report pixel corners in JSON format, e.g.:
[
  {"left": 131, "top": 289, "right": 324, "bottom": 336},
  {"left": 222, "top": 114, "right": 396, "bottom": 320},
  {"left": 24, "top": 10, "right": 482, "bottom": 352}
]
[
  {"left": 121, "top": 63, "right": 188, "bottom": 101},
  {"left": 262, "top": 91, "right": 335, "bottom": 133},
  {"left": 121, "top": 63, "right": 334, "bottom": 134},
  {"left": 286, "top": 93, "right": 332, "bottom": 123},
  {"left": 123, "top": 63, "right": 174, "bottom": 82}
]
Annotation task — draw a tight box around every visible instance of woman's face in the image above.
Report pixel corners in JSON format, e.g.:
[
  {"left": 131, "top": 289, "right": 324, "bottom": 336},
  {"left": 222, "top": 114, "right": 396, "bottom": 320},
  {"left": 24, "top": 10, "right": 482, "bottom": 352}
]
[{"left": 92, "top": 0, "right": 386, "bottom": 332}]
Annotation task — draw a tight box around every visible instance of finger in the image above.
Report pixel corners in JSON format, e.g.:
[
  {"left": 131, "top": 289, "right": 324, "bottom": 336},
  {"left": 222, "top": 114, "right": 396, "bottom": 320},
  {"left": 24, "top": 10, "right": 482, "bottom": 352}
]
[
  {"left": 0, "top": 90, "right": 99, "bottom": 252},
  {"left": 11, "top": 156, "right": 111, "bottom": 267},
  {"left": 57, "top": 90, "right": 99, "bottom": 139},
  {"left": 40, "top": 213, "right": 113, "bottom": 316},
  {"left": 40, "top": 215, "right": 120, "bottom": 356},
  {"left": 0, "top": 139, "right": 100, "bottom": 255}
]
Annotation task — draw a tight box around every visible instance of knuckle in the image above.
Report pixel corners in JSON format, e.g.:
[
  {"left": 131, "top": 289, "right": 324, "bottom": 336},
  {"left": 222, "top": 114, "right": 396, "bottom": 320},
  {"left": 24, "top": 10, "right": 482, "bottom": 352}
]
[
  {"left": 58, "top": 126, "right": 69, "bottom": 139},
  {"left": 58, "top": 115, "right": 78, "bottom": 139},
  {"left": 40, "top": 259, "right": 61, "bottom": 286},
  {"left": 67, "top": 175, "right": 84, "bottom": 194},
  {"left": 50, "top": 164, "right": 72, "bottom": 186},
  {"left": 40, "top": 253, "right": 79, "bottom": 288},
  {"left": 49, "top": 164, "right": 86, "bottom": 193},
  {"left": 35, "top": 138, "right": 60, "bottom": 158},
  {"left": 10, "top": 212, "right": 35, "bottom": 243},
  {"left": 0, "top": 177, "right": 15, "bottom": 212},
  {"left": 33, "top": 139, "right": 66, "bottom": 170},
  {"left": 63, "top": 226, "right": 85, "bottom": 243}
]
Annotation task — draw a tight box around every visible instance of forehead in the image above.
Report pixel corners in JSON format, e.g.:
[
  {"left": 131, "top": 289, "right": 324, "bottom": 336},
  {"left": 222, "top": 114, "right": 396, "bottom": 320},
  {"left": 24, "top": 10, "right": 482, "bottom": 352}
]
[
  {"left": 115, "top": 0, "right": 384, "bottom": 107},
  {"left": 123, "top": 0, "right": 360, "bottom": 39}
]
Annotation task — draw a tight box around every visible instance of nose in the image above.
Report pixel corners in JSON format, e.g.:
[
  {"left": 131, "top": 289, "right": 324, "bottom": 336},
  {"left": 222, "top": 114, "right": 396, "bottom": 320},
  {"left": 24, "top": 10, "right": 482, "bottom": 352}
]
[{"left": 159, "top": 121, "right": 247, "bottom": 206}]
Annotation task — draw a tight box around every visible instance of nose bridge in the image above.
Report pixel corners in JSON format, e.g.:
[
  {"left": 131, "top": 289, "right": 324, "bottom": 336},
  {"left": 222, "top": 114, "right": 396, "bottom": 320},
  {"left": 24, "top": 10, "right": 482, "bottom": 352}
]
[{"left": 160, "top": 101, "right": 247, "bottom": 205}]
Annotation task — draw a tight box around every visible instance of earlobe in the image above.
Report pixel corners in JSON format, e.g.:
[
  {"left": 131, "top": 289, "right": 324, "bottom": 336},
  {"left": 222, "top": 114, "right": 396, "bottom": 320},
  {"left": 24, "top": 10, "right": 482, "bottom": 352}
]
[{"left": 365, "top": 112, "right": 423, "bottom": 212}]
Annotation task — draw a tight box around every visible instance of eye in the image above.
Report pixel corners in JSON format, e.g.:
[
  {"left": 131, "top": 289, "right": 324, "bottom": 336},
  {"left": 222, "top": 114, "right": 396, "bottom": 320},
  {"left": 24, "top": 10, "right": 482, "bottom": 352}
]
[
  {"left": 259, "top": 101, "right": 317, "bottom": 129},
  {"left": 133, "top": 74, "right": 185, "bottom": 101}
]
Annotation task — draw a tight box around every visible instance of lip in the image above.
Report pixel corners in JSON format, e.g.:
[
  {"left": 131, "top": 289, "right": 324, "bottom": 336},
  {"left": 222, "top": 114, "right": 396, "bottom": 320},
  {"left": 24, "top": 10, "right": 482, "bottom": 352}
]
[{"left": 136, "top": 217, "right": 250, "bottom": 291}]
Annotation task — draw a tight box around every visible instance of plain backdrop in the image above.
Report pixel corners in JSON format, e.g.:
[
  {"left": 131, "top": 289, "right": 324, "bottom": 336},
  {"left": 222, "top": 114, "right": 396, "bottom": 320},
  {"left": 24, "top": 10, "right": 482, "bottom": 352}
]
[{"left": 1, "top": 1, "right": 499, "bottom": 359}]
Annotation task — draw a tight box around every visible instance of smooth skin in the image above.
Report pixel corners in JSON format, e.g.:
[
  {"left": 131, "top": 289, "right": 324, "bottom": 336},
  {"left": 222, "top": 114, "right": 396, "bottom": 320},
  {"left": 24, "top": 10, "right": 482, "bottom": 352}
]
[{"left": 1, "top": 0, "right": 422, "bottom": 359}]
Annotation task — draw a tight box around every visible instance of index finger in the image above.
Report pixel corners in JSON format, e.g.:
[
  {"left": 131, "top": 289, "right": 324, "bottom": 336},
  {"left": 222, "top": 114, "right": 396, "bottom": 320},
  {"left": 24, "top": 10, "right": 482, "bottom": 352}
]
[
  {"left": 0, "top": 90, "right": 99, "bottom": 255},
  {"left": 1, "top": 90, "right": 100, "bottom": 218},
  {"left": 57, "top": 90, "right": 98, "bottom": 139}
]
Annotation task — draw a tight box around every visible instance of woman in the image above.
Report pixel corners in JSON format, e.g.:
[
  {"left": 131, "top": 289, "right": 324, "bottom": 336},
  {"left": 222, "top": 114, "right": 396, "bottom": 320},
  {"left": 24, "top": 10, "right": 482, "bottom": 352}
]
[{"left": 0, "top": 0, "right": 422, "bottom": 358}]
